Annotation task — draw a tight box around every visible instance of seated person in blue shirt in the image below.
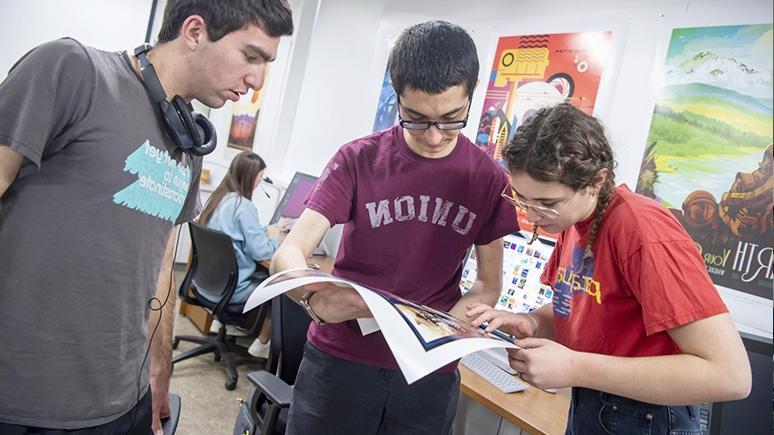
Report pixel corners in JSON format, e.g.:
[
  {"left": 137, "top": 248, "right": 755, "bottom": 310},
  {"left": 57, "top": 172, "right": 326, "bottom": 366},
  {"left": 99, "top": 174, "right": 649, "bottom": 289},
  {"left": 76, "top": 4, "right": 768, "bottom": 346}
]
[{"left": 198, "top": 151, "right": 289, "bottom": 358}]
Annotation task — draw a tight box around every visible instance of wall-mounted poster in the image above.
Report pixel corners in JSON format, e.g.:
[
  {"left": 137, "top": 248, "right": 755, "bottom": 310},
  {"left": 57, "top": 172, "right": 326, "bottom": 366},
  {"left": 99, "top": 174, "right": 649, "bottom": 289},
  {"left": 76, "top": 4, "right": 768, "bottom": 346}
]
[
  {"left": 476, "top": 31, "right": 611, "bottom": 162},
  {"left": 476, "top": 31, "right": 611, "bottom": 236},
  {"left": 372, "top": 66, "right": 398, "bottom": 132},
  {"left": 636, "top": 24, "right": 773, "bottom": 300},
  {"left": 227, "top": 79, "right": 268, "bottom": 151}
]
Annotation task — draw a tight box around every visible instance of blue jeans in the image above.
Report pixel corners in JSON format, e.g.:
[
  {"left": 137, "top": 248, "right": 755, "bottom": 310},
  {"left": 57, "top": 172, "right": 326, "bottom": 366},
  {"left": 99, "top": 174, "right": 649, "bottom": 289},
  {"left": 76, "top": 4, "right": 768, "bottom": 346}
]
[
  {"left": 287, "top": 342, "right": 460, "bottom": 435},
  {"left": 566, "top": 387, "right": 701, "bottom": 435}
]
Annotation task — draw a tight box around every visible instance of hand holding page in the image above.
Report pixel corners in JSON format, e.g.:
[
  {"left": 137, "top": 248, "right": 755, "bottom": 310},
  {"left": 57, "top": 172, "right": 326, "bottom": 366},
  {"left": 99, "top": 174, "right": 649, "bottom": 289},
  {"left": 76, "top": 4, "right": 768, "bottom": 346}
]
[{"left": 243, "top": 268, "right": 519, "bottom": 384}]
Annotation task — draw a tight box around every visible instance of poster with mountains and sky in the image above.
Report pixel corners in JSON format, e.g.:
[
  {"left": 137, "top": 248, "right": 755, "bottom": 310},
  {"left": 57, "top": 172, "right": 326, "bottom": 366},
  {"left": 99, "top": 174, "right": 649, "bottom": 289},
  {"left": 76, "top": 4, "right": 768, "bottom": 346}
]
[{"left": 636, "top": 24, "right": 772, "bottom": 299}]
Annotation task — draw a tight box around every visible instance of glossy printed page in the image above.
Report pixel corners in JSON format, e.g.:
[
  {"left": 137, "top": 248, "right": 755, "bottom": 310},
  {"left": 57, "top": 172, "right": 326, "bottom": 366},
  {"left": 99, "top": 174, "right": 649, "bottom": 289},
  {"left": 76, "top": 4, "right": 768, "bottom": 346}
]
[{"left": 243, "top": 268, "right": 518, "bottom": 383}]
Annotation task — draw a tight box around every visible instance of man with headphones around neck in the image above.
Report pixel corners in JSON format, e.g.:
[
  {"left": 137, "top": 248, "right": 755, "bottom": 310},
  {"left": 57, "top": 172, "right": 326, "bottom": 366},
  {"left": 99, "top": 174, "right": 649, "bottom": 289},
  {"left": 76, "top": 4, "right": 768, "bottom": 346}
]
[{"left": 0, "top": 1, "right": 293, "bottom": 434}]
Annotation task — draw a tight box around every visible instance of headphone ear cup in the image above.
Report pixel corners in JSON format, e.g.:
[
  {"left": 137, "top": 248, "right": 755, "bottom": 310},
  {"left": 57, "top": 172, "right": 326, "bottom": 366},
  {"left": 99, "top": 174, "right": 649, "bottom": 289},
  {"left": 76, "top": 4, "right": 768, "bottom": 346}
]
[
  {"left": 189, "top": 113, "right": 217, "bottom": 156},
  {"left": 172, "top": 96, "right": 203, "bottom": 146}
]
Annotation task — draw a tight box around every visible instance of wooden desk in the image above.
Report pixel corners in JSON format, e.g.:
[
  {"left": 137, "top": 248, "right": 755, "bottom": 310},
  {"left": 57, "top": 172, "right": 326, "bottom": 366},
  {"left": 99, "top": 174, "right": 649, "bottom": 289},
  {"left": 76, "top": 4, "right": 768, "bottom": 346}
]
[
  {"left": 178, "top": 255, "right": 335, "bottom": 333},
  {"left": 459, "top": 365, "right": 570, "bottom": 435}
]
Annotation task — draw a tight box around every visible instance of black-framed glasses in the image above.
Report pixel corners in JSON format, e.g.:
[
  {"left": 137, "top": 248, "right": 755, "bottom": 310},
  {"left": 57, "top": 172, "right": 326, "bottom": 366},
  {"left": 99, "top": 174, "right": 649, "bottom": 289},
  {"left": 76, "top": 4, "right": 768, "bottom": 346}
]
[{"left": 397, "top": 96, "right": 472, "bottom": 131}]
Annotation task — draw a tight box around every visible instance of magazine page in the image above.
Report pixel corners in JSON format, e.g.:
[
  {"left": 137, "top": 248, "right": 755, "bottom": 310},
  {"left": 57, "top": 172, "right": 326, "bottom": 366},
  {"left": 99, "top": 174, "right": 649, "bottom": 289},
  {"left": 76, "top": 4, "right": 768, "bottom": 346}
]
[{"left": 243, "top": 268, "right": 518, "bottom": 384}]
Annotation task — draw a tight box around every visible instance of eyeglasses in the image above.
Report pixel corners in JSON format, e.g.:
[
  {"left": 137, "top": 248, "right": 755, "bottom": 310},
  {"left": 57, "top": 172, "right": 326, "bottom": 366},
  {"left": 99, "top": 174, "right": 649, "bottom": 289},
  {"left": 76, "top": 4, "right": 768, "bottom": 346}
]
[
  {"left": 397, "top": 96, "right": 472, "bottom": 131},
  {"left": 501, "top": 185, "right": 580, "bottom": 220}
]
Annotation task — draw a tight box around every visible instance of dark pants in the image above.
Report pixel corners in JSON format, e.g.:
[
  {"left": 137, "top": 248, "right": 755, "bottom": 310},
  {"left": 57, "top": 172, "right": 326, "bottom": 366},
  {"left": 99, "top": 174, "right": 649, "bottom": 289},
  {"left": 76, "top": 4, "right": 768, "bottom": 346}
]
[
  {"left": 287, "top": 342, "right": 460, "bottom": 435},
  {"left": 0, "top": 390, "right": 152, "bottom": 435},
  {"left": 566, "top": 387, "right": 701, "bottom": 435}
]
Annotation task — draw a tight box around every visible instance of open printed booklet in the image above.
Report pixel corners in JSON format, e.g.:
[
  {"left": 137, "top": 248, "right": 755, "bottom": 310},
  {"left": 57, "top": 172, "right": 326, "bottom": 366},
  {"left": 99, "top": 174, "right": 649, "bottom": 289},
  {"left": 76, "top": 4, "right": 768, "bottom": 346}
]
[{"left": 243, "top": 268, "right": 518, "bottom": 384}]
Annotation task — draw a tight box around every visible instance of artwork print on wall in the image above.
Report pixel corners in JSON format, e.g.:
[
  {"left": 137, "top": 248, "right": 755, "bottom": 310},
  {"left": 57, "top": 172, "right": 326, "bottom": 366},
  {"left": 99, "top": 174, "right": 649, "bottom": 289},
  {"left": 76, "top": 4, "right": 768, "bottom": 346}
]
[
  {"left": 372, "top": 66, "right": 398, "bottom": 132},
  {"left": 227, "top": 68, "right": 269, "bottom": 151},
  {"left": 476, "top": 31, "right": 611, "bottom": 236},
  {"left": 635, "top": 24, "right": 773, "bottom": 300}
]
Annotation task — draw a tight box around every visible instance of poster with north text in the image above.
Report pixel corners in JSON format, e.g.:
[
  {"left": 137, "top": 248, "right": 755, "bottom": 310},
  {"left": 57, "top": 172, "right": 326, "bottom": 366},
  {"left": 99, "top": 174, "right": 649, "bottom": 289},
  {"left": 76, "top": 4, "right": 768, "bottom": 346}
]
[{"left": 635, "top": 24, "right": 773, "bottom": 299}]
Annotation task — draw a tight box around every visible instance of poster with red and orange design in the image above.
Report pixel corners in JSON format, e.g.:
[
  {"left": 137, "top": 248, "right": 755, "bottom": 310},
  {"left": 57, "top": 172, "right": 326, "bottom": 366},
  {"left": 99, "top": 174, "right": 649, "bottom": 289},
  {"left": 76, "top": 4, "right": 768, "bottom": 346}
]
[{"left": 476, "top": 31, "right": 611, "bottom": 236}]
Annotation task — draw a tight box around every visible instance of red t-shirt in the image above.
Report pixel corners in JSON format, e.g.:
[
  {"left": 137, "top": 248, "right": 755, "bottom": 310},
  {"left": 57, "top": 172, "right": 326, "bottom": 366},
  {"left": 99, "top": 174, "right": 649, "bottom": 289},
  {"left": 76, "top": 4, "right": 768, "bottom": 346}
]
[
  {"left": 306, "top": 125, "right": 519, "bottom": 369},
  {"left": 542, "top": 185, "right": 728, "bottom": 357}
]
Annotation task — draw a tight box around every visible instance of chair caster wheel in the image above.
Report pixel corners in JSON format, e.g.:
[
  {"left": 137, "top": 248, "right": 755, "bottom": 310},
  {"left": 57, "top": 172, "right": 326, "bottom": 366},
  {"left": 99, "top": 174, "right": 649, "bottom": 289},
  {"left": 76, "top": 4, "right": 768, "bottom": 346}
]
[
  {"left": 214, "top": 353, "right": 221, "bottom": 362},
  {"left": 172, "top": 338, "right": 180, "bottom": 350},
  {"left": 225, "top": 379, "right": 237, "bottom": 390}
]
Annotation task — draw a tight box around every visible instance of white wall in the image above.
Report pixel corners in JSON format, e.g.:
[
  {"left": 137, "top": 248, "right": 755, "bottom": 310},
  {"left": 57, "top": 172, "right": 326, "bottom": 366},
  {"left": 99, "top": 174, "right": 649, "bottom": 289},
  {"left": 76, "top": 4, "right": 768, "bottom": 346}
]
[
  {"left": 275, "top": 0, "right": 772, "bottom": 189},
  {"left": 0, "top": 0, "right": 153, "bottom": 77},
  {"left": 261, "top": 0, "right": 772, "bottom": 334},
  {"left": 275, "top": 0, "right": 387, "bottom": 182}
]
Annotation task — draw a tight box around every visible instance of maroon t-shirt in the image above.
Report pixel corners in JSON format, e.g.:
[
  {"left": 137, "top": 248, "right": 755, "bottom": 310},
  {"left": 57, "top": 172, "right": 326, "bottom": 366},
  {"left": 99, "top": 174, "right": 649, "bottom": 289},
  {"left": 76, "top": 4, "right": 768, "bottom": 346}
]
[{"left": 306, "top": 125, "right": 519, "bottom": 369}]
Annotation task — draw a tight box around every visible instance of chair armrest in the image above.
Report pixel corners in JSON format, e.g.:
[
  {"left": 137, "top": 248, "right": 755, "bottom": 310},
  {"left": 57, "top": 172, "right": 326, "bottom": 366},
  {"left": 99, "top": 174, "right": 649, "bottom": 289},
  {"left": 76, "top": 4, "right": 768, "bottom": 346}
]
[
  {"left": 247, "top": 371, "right": 292, "bottom": 406},
  {"left": 161, "top": 393, "right": 181, "bottom": 435}
]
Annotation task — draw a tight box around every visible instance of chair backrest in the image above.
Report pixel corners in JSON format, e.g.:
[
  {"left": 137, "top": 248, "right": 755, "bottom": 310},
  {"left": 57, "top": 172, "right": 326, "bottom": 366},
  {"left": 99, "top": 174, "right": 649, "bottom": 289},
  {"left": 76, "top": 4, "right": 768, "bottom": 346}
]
[
  {"left": 179, "top": 222, "right": 240, "bottom": 317},
  {"left": 267, "top": 294, "right": 311, "bottom": 385}
]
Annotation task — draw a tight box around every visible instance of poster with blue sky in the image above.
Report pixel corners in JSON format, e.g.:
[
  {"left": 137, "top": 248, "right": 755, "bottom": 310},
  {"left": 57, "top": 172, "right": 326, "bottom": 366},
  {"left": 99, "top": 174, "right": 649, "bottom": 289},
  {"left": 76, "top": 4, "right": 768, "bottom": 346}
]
[
  {"left": 372, "top": 67, "right": 398, "bottom": 132},
  {"left": 636, "top": 24, "right": 772, "bottom": 299}
]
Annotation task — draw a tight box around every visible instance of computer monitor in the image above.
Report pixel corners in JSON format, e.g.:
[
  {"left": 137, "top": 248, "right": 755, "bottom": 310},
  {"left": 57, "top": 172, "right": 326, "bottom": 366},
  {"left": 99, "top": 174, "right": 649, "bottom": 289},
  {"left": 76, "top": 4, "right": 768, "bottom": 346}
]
[
  {"left": 459, "top": 231, "right": 556, "bottom": 314},
  {"left": 700, "top": 332, "right": 773, "bottom": 435},
  {"left": 270, "top": 172, "right": 318, "bottom": 225},
  {"left": 269, "top": 172, "right": 342, "bottom": 257}
]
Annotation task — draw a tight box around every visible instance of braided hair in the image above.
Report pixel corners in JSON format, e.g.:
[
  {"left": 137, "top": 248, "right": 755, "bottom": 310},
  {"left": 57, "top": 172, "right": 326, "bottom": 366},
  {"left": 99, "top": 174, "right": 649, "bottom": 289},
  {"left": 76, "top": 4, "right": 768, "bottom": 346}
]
[{"left": 503, "top": 103, "right": 617, "bottom": 266}]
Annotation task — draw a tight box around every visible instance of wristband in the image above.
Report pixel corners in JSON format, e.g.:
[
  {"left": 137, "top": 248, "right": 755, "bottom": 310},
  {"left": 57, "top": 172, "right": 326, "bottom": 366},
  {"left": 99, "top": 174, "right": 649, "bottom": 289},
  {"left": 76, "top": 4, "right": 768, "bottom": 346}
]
[{"left": 299, "top": 291, "right": 326, "bottom": 325}]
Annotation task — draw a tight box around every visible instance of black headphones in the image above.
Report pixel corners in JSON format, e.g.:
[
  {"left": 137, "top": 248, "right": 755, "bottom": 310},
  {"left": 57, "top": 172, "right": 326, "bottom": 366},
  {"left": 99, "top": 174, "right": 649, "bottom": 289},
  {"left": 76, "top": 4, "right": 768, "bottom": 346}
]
[{"left": 134, "top": 44, "right": 217, "bottom": 156}]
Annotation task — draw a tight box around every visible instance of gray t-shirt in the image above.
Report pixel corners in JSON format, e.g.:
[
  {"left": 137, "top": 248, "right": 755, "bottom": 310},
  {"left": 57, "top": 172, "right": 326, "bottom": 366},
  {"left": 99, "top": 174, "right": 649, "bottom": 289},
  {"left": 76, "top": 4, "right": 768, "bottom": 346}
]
[{"left": 0, "top": 38, "right": 202, "bottom": 429}]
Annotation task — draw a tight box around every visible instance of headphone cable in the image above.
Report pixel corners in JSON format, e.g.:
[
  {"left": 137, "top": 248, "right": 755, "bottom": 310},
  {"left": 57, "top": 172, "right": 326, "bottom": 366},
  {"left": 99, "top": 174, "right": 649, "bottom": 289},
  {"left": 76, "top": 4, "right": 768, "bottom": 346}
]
[{"left": 129, "top": 224, "right": 182, "bottom": 431}]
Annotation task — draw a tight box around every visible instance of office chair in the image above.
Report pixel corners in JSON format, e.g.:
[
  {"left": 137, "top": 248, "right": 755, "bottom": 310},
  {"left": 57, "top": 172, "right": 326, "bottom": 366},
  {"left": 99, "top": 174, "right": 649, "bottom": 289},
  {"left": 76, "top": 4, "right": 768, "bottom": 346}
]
[
  {"left": 234, "top": 293, "right": 311, "bottom": 435},
  {"left": 172, "top": 222, "right": 270, "bottom": 390}
]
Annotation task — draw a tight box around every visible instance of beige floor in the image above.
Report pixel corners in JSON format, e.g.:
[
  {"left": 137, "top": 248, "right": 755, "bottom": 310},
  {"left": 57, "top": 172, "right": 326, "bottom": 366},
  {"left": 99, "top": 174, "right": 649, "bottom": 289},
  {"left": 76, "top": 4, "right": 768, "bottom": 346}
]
[{"left": 170, "top": 289, "right": 265, "bottom": 434}]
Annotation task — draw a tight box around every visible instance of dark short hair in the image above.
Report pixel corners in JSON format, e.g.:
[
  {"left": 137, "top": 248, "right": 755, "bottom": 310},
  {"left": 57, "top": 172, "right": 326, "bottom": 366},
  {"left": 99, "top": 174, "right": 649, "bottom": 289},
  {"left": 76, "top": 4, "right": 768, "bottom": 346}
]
[
  {"left": 504, "top": 103, "right": 616, "bottom": 190},
  {"left": 388, "top": 21, "right": 479, "bottom": 97},
  {"left": 157, "top": 0, "right": 293, "bottom": 43}
]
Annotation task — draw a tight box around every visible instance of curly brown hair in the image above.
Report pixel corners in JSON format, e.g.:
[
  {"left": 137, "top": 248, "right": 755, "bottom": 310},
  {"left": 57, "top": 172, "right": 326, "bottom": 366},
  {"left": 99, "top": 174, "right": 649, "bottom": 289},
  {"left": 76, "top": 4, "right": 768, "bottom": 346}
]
[{"left": 503, "top": 103, "right": 617, "bottom": 265}]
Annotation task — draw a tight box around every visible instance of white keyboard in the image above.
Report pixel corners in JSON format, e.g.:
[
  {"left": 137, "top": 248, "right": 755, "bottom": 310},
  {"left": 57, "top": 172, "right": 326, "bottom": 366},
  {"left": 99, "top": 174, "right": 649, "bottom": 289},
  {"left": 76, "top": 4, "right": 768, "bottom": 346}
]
[{"left": 461, "top": 352, "right": 529, "bottom": 393}]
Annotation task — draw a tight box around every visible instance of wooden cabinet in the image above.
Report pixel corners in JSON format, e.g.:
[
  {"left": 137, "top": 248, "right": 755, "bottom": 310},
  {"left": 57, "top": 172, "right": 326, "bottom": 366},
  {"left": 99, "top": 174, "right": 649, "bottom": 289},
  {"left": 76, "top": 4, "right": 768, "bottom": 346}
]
[{"left": 178, "top": 298, "right": 214, "bottom": 334}]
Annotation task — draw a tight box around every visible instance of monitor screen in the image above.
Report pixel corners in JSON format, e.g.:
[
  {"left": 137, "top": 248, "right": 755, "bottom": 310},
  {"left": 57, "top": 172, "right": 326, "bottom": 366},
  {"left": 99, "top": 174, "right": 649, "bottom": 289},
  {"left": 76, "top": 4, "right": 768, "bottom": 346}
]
[
  {"left": 270, "top": 172, "right": 318, "bottom": 225},
  {"left": 460, "top": 231, "right": 556, "bottom": 314}
]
